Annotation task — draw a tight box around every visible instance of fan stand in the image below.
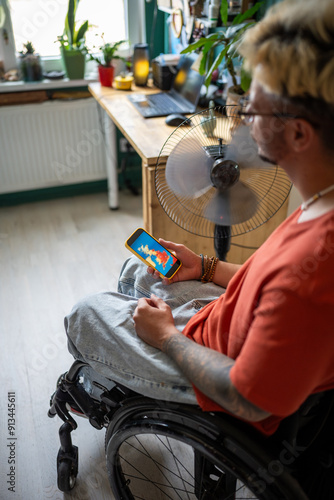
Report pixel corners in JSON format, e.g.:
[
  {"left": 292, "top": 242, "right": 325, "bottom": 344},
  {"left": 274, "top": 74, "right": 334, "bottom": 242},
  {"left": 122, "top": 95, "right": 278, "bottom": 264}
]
[{"left": 214, "top": 225, "right": 231, "bottom": 261}]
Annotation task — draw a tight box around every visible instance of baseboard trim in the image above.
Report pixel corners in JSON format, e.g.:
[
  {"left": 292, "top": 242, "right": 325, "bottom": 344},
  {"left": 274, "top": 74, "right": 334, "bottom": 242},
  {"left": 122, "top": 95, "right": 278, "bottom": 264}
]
[{"left": 0, "top": 180, "right": 108, "bottom": 206}]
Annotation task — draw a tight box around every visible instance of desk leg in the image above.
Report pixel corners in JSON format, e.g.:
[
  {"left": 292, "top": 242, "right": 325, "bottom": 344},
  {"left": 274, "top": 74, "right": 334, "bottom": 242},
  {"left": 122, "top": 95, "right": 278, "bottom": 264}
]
[{"left": 103, "top": 110, "right": 119, "bottom": 210}]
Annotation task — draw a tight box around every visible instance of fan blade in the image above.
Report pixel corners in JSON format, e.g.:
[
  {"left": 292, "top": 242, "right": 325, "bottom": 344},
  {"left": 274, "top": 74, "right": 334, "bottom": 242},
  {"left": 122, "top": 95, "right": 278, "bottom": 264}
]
[
  {"left": 166, "top": 137, "right": 213, "bottom": 196},
  {"left": 226, "top": 124, "right": 274, "bottom": 169},
  {"left": 204, "top": 182, "right": 258, "bottom": 225}
]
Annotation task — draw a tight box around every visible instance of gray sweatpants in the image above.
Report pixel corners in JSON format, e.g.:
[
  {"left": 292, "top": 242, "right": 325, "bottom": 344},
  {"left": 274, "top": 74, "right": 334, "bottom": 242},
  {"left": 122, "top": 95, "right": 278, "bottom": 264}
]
[{"left": 65, "top": 256, "right": 224, "bottom": 404}]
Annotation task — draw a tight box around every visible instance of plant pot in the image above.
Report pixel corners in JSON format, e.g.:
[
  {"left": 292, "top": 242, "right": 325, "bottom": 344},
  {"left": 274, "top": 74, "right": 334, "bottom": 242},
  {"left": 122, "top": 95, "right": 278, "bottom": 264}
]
[
  {"left": 226, "top": 86, "right": 246, "bottom": 107},
  {"left": 98, "top": 65, "right": 114, "bottom": 87},
  {"left": 20, "top": 54, "right": 43, "bottom": 82},
  {"left": 61, "top": 48, "right": 86, "bottom": 80}
]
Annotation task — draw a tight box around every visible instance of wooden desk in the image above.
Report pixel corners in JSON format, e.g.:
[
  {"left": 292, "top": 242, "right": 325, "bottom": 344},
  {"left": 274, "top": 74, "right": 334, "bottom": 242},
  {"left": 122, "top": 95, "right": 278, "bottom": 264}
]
[{"left": 88, "top": 82, "right": 289, "bottom": 263}]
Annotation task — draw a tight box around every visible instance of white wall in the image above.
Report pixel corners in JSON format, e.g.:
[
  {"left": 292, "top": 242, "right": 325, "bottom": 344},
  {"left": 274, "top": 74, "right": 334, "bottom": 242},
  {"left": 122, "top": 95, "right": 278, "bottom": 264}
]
[{"left": 0, "top": 0, "right": 17, "bottom": 71}]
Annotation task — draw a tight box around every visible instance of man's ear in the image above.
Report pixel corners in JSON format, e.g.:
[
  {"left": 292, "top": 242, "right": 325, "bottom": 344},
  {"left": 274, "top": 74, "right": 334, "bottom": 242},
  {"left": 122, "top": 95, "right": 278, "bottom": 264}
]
[{"left": 285, "top": 119, "right": 315, "bottom": 153}]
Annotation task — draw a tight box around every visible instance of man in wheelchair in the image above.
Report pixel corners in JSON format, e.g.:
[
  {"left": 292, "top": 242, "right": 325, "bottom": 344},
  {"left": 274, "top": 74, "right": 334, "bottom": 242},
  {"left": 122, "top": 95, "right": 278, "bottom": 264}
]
[{"left": 49, "top": 0, "right": 334, "bottom": 498}]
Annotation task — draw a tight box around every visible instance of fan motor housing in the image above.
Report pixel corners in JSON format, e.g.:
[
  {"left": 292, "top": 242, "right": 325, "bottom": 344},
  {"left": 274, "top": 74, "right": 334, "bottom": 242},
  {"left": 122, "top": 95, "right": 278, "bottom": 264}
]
[{"left": 210, "top": 159, "right": 240, "bottom": 191}]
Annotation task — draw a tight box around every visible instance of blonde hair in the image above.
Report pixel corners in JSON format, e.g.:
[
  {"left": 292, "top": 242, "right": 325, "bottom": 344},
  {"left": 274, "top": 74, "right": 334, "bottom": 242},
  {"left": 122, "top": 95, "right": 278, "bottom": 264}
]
[{"left": 239, "top": 0, "right": 334, "bottom": 105}]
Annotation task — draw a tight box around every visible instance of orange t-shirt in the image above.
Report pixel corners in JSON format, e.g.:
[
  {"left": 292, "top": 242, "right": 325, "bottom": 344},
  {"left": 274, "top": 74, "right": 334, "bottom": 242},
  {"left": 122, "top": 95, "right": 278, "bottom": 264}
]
[{"left": 183, "top": 208, "right": 334, "bottom": 435}]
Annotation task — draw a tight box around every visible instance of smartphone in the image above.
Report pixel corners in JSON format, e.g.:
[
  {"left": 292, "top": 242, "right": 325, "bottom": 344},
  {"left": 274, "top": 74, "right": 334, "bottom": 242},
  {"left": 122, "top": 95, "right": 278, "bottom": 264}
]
[{"left": 125, "top": 228, "right": 182, "bottom": 279}]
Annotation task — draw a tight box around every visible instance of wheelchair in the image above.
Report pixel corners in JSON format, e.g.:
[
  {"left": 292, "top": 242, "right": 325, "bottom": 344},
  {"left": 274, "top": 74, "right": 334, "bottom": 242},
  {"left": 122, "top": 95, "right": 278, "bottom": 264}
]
[{"left": 48, "top": 360, "right": 334, "bottom": 499}]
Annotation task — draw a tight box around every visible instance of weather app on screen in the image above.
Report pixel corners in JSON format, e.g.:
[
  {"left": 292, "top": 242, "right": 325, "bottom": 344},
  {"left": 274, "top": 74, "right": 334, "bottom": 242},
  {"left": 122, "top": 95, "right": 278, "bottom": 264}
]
[{"left": 132, "top": 232, "right": 177, "bottom": 275}]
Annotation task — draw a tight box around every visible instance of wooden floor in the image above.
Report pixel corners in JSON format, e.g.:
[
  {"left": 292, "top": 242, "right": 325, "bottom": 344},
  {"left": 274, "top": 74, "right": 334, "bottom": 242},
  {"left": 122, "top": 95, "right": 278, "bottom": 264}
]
[{"left": 0, "top": 191, "right": 143, "bottom": 500}]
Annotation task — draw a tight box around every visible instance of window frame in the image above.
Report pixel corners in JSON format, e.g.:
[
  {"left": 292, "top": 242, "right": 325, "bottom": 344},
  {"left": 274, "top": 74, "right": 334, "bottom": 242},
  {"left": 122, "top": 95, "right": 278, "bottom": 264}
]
[{"left": 1, "top": 0, "right": 147, "bottom": 82}]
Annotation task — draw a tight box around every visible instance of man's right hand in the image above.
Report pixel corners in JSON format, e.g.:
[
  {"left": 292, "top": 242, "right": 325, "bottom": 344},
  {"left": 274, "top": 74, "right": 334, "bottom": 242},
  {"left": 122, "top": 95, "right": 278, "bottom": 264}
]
[{"left": 147, "top": 239, "right": 202, "bottom": 285}]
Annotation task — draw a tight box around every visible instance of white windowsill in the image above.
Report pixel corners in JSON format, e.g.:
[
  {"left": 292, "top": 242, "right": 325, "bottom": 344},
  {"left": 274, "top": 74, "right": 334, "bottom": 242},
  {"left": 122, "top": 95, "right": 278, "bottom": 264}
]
[{"left": 0, "top": 74, "right": 98, "bottom": 93}]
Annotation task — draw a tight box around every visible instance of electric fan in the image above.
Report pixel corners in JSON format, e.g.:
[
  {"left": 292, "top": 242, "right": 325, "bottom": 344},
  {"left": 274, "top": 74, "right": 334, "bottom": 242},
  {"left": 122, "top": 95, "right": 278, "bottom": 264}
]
[{"left": 155, "top": 105, "right": 292, "bottom": 245}]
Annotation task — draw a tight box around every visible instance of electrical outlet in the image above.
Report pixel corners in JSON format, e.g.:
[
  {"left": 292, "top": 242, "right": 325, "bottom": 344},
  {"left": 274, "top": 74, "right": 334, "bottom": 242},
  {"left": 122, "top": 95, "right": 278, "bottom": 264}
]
[
  {"left": 119, "top": 138, "right": 128, "bottom": 152},
  {"left": 119, "top": 137, "right": 135, "bottom": 153}
]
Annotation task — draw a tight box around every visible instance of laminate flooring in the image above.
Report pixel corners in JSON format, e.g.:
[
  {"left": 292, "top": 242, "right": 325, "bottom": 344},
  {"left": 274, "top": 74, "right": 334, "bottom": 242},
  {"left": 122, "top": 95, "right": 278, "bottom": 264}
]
[{"left": 0, "top": 191, "right": 143, "bottom": 500}]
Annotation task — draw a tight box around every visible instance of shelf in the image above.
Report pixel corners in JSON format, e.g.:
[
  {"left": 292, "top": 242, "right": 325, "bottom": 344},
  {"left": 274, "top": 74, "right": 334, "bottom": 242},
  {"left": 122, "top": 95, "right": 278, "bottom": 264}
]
[{"left": 0, "top": 75, "right": 97, "bottom": 94}]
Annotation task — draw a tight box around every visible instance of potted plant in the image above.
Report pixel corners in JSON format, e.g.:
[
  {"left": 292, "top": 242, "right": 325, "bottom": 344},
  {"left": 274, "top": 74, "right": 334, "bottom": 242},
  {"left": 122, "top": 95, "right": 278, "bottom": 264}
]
[
  {"left": 89, "top": 36, "right": 129, "bottom": 87},
  {"left": 19, "top": 41, "right": 43, "bottom": 82},
  {"left": 181, "top": 0, "right": 262, "bottom": 104},
  {"left": 57, "top": 0, "right": 89, "bottom": 80}
]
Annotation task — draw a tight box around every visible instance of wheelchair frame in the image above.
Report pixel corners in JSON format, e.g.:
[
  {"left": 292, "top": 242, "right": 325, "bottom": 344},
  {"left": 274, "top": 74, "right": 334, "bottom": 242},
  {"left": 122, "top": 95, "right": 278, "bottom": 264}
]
[{"left": 48, "top": 360, "right": 334, "bottom": 499}]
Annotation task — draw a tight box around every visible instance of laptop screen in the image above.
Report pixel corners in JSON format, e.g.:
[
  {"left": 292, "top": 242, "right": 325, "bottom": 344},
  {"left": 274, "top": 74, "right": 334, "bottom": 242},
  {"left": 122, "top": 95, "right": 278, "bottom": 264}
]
[
  {"left": 127, "top": 54, "right": 204, "bottom": 118},
  {"left": 172, "top": 55, "right": 204, "bottom": 105}
]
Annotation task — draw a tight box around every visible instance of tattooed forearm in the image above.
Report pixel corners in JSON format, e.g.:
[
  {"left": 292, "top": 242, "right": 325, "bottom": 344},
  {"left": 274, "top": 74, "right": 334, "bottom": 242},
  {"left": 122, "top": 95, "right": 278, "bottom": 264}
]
[{"left": 163, "top": 332, "right": 271, "bottom": 422}]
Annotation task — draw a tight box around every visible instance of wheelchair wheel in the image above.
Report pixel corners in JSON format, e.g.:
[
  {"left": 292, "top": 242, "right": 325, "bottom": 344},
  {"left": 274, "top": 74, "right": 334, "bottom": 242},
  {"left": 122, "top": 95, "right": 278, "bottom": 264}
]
[
  {"left": 105, "top": 398, "right": 308, "bottom": 500},
  {"left": 57, "top": 458, "right": 77, "bottom": 491},
  {"left": 56, "top": 441, "right": 78, "bottom": 492}
]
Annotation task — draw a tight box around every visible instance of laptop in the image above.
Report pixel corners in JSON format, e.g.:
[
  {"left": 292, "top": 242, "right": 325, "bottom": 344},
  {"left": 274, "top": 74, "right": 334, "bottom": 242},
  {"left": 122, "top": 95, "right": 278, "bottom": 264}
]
[{"left": 127, "top": 55, "right": 205, "bottom": 118}]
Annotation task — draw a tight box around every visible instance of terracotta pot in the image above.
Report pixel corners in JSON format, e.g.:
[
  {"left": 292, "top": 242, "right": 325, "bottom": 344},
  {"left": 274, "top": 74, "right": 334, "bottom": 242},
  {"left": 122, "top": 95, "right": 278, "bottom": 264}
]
[{"left": 98, "top": 65, "right": 115, "bottom": 87}]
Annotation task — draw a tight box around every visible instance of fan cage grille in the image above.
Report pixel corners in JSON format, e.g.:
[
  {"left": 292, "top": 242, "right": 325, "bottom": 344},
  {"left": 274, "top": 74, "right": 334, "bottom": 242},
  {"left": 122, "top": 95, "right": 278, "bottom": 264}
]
[{"left": 155, "top": 106, "right": 292, "bottom": 239}]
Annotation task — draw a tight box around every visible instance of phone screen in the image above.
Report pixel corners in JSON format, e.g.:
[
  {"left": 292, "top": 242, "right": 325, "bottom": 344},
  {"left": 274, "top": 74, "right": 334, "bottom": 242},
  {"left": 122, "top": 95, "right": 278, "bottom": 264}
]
[{"left": 126, "top": 228, "right": 181, "bottom": 278}]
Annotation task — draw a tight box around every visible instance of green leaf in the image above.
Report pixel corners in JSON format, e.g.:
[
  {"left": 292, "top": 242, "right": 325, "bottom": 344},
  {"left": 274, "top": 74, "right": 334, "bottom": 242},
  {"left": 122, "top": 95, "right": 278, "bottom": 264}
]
[
  {"left": 89, "top": 39, "right": 128, "bottom": 66},
  {"left": 226, "top": 22, "right": 254, "bottom": 56},
  {"left": 199, "top": 45, "right": 213, "bottom": 75},
  {"left": 232, "top": 1, "right": 263, "bottom": 26},
  {"left": 75, "top": 19, "right": 88, "bottom": 46},
  {"left": 225, "top": 22, "right": 248, "bottom": 39},
  {"left": 204, "top": 45, "right": 229, "bottom": 87},
  {"left": 181, "top": 33, "right": 222, "bottom": 54},
  {"left": 220, "top": 0, "right": 228, "bottom": 27},
  {"left": 109, "top": 40, "right": 127, "bottom": 53},
  {"left": 0, "top": 5, "right": 5, "bottom": 29},
  {"left": 198, "top": 52, "right": 208, "bottom": 75},
  {"left": 240, "top": 66, "right": 252, "bottom": 92},
  {"left": 66, "top": 0, "right": 76, "bottom": 46}
]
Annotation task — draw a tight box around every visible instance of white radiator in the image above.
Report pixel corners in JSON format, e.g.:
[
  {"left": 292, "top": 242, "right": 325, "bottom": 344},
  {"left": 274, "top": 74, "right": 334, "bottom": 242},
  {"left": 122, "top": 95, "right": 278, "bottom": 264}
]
[{"left": 0, "top": 98, "right": 108, "bottom": 193}]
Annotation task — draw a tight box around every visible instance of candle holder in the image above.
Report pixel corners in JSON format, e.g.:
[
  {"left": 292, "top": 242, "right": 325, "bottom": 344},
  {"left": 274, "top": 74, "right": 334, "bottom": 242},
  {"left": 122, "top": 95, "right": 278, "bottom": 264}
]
[{"left": 133, "top": 43, "right": 150, "bottom": 86}]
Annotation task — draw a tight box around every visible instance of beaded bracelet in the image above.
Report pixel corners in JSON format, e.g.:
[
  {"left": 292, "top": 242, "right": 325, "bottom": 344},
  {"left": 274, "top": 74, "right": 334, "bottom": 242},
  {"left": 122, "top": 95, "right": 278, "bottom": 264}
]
[{"left": 200, "top": 255, "right": 219, "bottom": 283}]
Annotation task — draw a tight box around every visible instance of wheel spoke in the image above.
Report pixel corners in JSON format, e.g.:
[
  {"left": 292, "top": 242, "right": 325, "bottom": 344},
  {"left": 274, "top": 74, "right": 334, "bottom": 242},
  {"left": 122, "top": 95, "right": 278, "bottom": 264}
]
[
  {"left": 165, "top": 436, "right": 192, "bottom": 500},
  {"left": 119, "top": 436, "right": 194, "bottom": 499},
  {"left": 118, "top": 436, "right": 258, "bottom": 499},
  {"left": 123, "top": 436, "right": 194, "bottom": 490},
  {"left": 105, "top": 403, "right": 293, "bottom": 500}
]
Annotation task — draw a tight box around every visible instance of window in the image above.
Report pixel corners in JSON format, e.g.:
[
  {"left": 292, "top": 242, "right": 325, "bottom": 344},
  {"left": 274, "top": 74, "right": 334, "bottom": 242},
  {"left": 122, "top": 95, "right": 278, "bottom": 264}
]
[{"left": 9, "top": 0, "right": 127, "bottom": 56}]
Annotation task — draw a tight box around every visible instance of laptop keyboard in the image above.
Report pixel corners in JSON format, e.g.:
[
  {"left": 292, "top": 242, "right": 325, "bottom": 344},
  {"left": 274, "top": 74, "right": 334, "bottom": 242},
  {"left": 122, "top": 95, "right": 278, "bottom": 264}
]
[{"left": 145, "top": 93, "right": 184, "bottom": 115}]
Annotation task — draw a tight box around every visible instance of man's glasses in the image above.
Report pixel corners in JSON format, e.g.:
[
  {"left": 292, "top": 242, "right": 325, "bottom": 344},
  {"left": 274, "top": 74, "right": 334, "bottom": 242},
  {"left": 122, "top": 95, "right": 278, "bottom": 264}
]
[{"left": 236, "top": 111, "right": 297, "bottom": 126}]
